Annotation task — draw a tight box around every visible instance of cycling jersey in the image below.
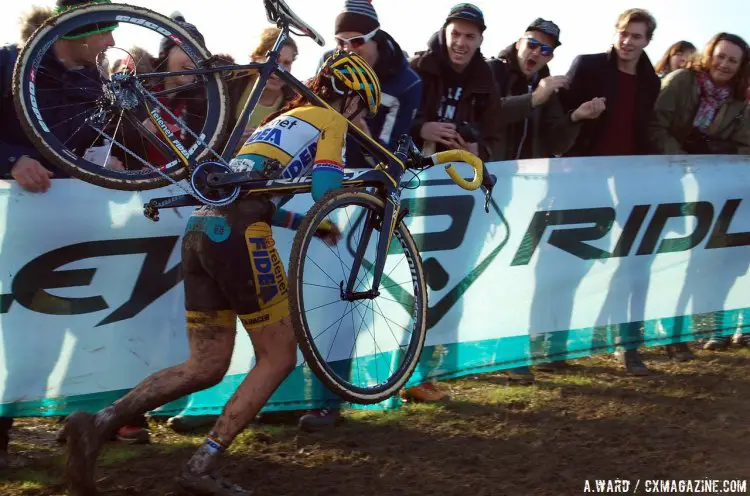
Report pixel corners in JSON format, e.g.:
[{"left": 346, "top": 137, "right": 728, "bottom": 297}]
[
  {"left": 230, "top": 104, "right": 348, "bottom": 201},
  {"left": 182, "top": 104, "right": 348, "bottom": 330}
]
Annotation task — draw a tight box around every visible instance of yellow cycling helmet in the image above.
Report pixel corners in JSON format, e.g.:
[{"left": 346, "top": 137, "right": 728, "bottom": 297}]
[{"left": 323, "top": 50, "right": 382, "bottom": 118}]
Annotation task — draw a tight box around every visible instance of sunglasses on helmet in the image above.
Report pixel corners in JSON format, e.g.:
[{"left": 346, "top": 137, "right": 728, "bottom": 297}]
[
  {"left": 335, "top": 28, "right": 379, "bottom": 49},
  {"left": 523, "top": 36, "right": 554, "bottom": 57}
]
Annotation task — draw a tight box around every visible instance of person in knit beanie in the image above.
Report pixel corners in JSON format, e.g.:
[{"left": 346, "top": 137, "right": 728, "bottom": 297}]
[
  {"left": 320, "top": 0, "right": 422, "bottom": 151},
  {"left": 158, "top": 11, "right": 205, "bottom": 59},
  {"left": 298, "top": 1, "right": 424, "bottom": 433},
  {"left": 0, "top": 0, "right": 151, "bottom": 471},
  {"left": 55, "top": 0, "right": 119, "bottom": 40},
  {"left": 334, "top": 0, "right": 380, "bottom": 36}
]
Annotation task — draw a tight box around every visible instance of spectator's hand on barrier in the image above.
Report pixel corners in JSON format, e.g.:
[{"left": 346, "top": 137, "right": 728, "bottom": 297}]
[
  {"left": 11, "top": 156, "right": 54, "bottom": 193},
  {"left": 314, "top": 219, "right": 342, "bottom": 246},
  {"left": 421, "top": 122, "right": 460, "bottom": 147},
  {"left": 531, "top": 76, "right": 570, "bottom": 107},
  {"left": 571, "top": 97, "right": 607, "bottom": 122}
]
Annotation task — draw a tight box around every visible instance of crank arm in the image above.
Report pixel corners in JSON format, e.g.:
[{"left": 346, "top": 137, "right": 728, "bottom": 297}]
[
  {"left": 147, "top": 194, "right": 201, "bottom": 209},
  {"left": 143, "top": 194, "right": 201, "bottom": 221},
  {"left": 206, "top": 170, "right": 265, "bottom": 188}
]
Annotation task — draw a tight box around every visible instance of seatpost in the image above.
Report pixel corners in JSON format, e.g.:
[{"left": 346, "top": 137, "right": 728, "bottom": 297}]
[{"left": 269, "top": 22, "right": 290, "bottom": 55}]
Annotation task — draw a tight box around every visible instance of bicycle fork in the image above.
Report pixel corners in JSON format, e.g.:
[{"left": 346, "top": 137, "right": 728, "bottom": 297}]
[{"left": 341, "top": 193, "right": 404, "bottom": 302}]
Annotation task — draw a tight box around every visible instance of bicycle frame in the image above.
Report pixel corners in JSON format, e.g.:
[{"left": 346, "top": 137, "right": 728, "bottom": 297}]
[
  {"left": 143, "top": 17, "right": 412, "bottom": 299},
  {"left": 136, "top": 22, "right": 401, "bottom": 169}
]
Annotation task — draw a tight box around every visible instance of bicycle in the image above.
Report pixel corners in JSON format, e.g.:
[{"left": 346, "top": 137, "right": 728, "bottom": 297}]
[{"left": 13, "top": 0, "right": 496, "bottom": 404}]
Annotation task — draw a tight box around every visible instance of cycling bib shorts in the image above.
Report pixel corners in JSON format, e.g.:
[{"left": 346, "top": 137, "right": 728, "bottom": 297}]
[{"left": 182, "top": 200, "right": 289, "bottom": 330}]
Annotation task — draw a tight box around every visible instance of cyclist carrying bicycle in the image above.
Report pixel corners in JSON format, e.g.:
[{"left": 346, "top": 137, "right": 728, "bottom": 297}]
[{"left": 64, "top": 50, "right": 381, "bottom": 496}]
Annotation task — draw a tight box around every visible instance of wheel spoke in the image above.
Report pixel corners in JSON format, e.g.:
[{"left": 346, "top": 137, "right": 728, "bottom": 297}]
[
  {"left": 16, "top": 5, "right": 226, "bottom": 188},
  {"left": 291, "top": 192, "right": 426, "bottom": 402}
]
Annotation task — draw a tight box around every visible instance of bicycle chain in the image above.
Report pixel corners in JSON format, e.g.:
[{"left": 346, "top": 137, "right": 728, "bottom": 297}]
[
  {"left": 88, "top": 77, "right": 242, "bottom": 212},
  {"left": 90, "top": 125, "right": 201, "bottom": 197},
  {"left": 139, "top": 81, "right": 229, "bottom": 166},
  {"left": 91, "top": 127, "right": 238, "bottom": 213},
  {"left": 137, "top": 82, "right": 242, "bottom": 208}
]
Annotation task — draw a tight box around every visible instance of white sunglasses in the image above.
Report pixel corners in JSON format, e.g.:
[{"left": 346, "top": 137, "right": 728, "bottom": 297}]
[{"left": 335, "top": 28, "right": 379, "bottom": 49}]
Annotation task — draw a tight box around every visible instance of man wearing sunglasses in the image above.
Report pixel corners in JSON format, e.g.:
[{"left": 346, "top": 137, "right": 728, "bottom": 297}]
[
  {"left": 299, "top": 0, "right": 423, "bottom": 433},
  {"left": 487, "top": 19, "right": 605, "bottom": 385},
  {"left": 489, "top": 18, "right": 606, "bottom": 162}
]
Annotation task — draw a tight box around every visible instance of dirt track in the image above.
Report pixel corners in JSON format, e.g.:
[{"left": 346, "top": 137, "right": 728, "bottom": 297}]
[{"left": 2, "top": 346, "right": 749, "bottom": 495}]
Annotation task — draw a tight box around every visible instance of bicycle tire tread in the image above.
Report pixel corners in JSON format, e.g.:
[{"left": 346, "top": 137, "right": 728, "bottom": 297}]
[
  {"left": 12, "top": 2, "right": 229, "bottom": 191},
  {"left": 288, "top": 187, "right": 427, "bottom": 404}
]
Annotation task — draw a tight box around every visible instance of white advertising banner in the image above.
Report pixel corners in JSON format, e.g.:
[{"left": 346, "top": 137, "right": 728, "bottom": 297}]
[{"left": 1, "top": 154, "right": 748, "bottom": 415}]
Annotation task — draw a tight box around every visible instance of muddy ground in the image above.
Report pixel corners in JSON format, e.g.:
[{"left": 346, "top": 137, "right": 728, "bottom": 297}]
[{"left": 1, "top": 346, "right": 749, "bottom": 495}]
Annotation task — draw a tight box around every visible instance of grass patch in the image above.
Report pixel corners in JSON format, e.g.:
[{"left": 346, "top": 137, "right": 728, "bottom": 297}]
[
  {"left": 0, "top": 468, "right": 62, "bottom": 495},
  {"left": 8, "top": 439, "right": 57, "bottom": 455},
  {"left": 99, "top": 444, "right": 143, "bottom": 467},
  {"left": 156, "top": 440, "right": 198, "bottom": 454},
  {"left": 548, "top": 373, "right": 597, "bottom": 386},
  {"left": 474, "top": 382, "right": 559, "bottom": 406}
]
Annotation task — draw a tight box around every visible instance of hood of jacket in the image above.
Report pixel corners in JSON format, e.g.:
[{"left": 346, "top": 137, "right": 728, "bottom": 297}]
[{"left": 372, "top": 30, "right": 409, "bottom": 81}]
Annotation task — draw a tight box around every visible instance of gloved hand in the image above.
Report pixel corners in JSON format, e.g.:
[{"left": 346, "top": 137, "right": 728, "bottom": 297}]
[{"left": 314, "top": 218, "right": 341, "bottom": 246}]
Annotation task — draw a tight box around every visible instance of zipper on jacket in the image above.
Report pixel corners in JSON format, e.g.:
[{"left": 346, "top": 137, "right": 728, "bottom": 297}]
[{"left": 515, "top": 82, "right": 533, "bottom": 160}]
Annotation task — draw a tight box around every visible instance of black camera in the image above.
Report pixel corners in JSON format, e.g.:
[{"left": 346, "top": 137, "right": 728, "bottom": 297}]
[
  {"left": 439, "top": 118, "right": 482, "bottom": 143},
  {"left": 456, "top": 121, "right": 482, "bottom": 143}
]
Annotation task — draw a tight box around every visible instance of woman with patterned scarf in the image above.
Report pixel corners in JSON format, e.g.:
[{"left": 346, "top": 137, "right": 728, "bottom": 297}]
[
  {"left": 648, "top": 32, "right": 750, "bottom": 357},
  {"left": 649, "top": 33, "right": 750, "bottom": 156}
]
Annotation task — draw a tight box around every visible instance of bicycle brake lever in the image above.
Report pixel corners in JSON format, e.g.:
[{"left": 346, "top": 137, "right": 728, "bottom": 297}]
[
  {"left": 481, "top": 172, "right": 496, "bottom": 213},
  {"left": 481, "top": 186, "right": 492, "bottom": 213}
]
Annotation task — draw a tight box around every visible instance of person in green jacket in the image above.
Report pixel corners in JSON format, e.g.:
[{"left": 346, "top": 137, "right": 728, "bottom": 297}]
[{"left": 649, "top": 32, "right": 750, "bottom": 356}]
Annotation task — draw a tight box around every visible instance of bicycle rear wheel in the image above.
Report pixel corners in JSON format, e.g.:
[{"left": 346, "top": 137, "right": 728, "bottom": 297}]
[
  {"left": 13, "top": 2, "right": 229, "bottom": 190},
  {"left": 288, "top": 188, "right": 428, "bottom": 404}
]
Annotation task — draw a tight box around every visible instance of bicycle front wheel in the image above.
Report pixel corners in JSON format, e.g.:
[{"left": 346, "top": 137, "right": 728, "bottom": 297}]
[
  {"left": 288, "top": 188, "right": 428, "bottom": 404},
  {"left": 13, "top": 2, "right": 229, "bottom": 190}
]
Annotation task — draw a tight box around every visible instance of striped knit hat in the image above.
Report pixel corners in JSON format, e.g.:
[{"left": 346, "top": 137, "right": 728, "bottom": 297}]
[
  {"left": 56, "top": 0, "right": 118, "bottom": 40},
  {"left": 335, "top": 0, "right": 380, "bottom": 35}
]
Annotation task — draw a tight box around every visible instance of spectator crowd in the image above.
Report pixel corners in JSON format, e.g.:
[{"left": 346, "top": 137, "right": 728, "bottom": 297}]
[{"left": 1, "top": 0, "right": 750, "bottom": 481}]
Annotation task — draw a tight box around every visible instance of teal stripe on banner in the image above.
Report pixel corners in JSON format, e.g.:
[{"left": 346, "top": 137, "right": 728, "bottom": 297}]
[{"left": 2, "top": 308, "right": 748, "bottom": 417}]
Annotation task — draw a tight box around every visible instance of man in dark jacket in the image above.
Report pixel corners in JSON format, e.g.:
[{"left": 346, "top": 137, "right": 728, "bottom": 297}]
[
  {"left": 488, "top": 19, "right": 606, "bottom": 385},
  {"left": 0, "top": 44, "right": 66, "bottom": 192},
  {"left": 560, "top": 8, "right": 661, "bottom": 157},
  {"left": 489, "top": 18, "right": 606, "bottom": 161},
  {"left": 409, "top": 3, "right": 501, "bottom": 162},
  {"left": 0, "top": 0, "right": 121, "bottom": 192},
  {"left": 317, "top": 0, "right": 422, "bottom": 164},
  {"left": 401, "top": 3, "right": 501, "bottom": 404},
  {"left": 558, "top": 9, "right": 661, "bottom": 376}
]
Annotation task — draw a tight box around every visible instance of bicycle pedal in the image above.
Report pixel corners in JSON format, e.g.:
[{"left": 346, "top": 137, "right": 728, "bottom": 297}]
[{"left": 143, "top": 204, "right": 160, "bottom": 222}]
